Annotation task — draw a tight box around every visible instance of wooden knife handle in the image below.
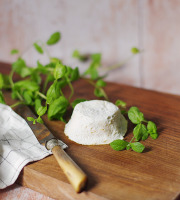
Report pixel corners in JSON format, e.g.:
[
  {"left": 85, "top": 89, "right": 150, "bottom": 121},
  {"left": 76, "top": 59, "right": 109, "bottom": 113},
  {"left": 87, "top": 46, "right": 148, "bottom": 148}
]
[{"left": 52, "top": 145, "right": 87, "bottom": 193}]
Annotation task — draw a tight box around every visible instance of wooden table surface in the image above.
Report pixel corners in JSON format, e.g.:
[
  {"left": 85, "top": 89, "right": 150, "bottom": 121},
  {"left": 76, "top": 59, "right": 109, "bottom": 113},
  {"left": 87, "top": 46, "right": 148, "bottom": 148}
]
[{"left": 0, "top": 62, "right": 180, "bottom": 200}]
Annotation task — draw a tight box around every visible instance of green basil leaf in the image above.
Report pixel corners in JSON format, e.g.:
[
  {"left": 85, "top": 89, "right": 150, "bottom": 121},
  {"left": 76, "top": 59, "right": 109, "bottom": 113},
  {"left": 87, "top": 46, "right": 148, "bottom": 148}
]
[
  {"left": 20, "top": 67, "right": 33, "bottom": 78},
  {"left": 70, "top": 67, "right": 79, "bottom": 81},
  {"left": 0, "top": 74, "right": 10, "bottom": 89},
  {"left": 115, "top": 100, "right": 127, "bottom": 108},
  {"left": 36, "top": 117, "right": 43, "bottom": 124},
  {"left": 72, "top": 50, "right": 80, "bottom": 58},
  {"left": 147, "top": 121, "right": 158, "bottom": 139},
  {"left": 90, "top": 68, "right": 99, "bottom": 80},
  {"left": 131, "top": 47, "right": 140, "bottom": 54},
  {"left": 27, "top": 117, "right": 35, "bottom": 122},
  {"left": 37, "top": 106, "right": 47, "bottom": 117},
  {"left": 150, "top": 133, "right": 158, "bottom": 140},
  {"left": 72, "top": 50, "right": 90, "bottom": 61},
  {"left": 12, "top": 58, "right": 32, "bottom": 78},
  {"left": 46, "top": 81, "right": 61, "bottom": 104},
  {"left": 31, "top": 72, "right": 41, "bottom": 84},
  {"left": 11, "top": 49, "right": 19, "bottom": 55},
  {"left": 94, "top": 88, "right": 104, "bottom": 98},
  {"left": 22, "top": 91, "right": 33, "bottom": 105},
  {"left": 0, "top": 91, "right": 5, "bottom": 104},
  {"left": 54, "top": 63, "right": 67, "bottom": 80},
  {"left": 47, "top": 32, "right": 61, "bottom": 45},
  {"left": 0, "top": 74, "right": 4, "bottom": 89},
  {"left": 50, "top": 57, "right": 62, "bottom": 64},
  {"left": 126, "top": 144, "right": 131, "bottom": 150},
  {"left": 33, "top": 43, "right": 44, "bottom": 54},
  {"left": 133, "top": 123, "right": 147, "bottom": 141},
  {"left": 142, "top": 129, "right": 149, "bottom": 141},
  {"left": 71, "top": 98, "right": 87, "bottom": 108},
  {"left": 96, "top": 79, "right": 106, "bottom": 87},
  {"left": 14, "top": 80, "right": 39, "bottom": 92},
  {"left": 130, "top": 142, "right": 145, "bottom": 153},
  {"left": 147, "top": 121, "right": 157, "bottom": 134},
  {"left": 48, "top": 96, "right": 69, "bottom": 120},
  {"left": 12, "top": 58, "right": 26, "bottom": 73},
  {"left": 128, "top": 107, "right": 144, "bottom": 124},
  {"left": 110, "top": 140, "right": 129, "bottom": 151},
  {"left": 91, "top": 53, "right": 101, "bottom": 64},
  {"left": 37, "top": 61, "right": 48, "bottom": 74},
  {"left": 35, "top": 98, "right": 42, "bottom": 113},
  {"left": 11, "top": 89, "right": 19, "bottom": 99}
]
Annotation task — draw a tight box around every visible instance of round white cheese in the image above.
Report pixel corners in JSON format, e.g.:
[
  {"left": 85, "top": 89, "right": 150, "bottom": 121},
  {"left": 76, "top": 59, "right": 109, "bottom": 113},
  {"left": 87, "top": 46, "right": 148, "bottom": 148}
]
[{"left": 64, "top": 100, "right": 127, "bottom": 145}]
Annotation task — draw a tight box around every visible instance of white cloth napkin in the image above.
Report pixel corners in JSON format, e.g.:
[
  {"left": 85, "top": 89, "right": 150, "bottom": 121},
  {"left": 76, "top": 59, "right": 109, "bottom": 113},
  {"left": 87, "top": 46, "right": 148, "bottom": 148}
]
[{"left": 0, "top": 103, "right": 51, "bottom": 189}]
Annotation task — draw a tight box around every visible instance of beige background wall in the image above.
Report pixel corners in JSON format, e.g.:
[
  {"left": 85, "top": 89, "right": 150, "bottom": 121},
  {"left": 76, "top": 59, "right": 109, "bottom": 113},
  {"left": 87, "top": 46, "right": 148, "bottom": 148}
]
[{"left": 0, "top": 0, "right": 180, "bottom": 96}]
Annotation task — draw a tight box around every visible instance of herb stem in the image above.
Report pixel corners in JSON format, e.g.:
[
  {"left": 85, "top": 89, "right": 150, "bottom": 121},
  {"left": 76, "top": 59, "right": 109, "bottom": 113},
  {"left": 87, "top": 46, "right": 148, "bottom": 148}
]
[
  {"left": 83, "top": 79, "right": 109, "bottom": 101},
  {"left": 37, "top": 91, "right": 47, "bottom": 100},
  {"left": 9, "top": 70, "right": 14, "bottom": 88},
  {"left": 42, "top": 76, "right": 49, "bottom": 94},
  {"left": 143, "top": 119, "right": 148, "bottom": 123},
  {"left": 16, "top": 92, "right": 24, "bottom": 101},
  {"left": 66, "top": 76, "right": 74, "bottom": 100},
  {"left": 42, "top": 43, "right": 51, "bottom": 60},
  {"left": 10, "top": 101, "right": 24, "bottom": 108},
  {"left": 129, "top": 136, "right": 135, "bottom": 144},
  {"left": 103, "top": 55, "right": 134, "bottom": 71},
  {"left": 9, "top": 70, "right": 24, "bottom": 101}
]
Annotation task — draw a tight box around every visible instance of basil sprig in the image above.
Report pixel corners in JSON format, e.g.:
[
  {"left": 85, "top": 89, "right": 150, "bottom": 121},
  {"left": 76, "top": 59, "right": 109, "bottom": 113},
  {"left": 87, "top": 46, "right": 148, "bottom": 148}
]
[{"left": 110, "top": 105, "right": 158, "bottom": 153}]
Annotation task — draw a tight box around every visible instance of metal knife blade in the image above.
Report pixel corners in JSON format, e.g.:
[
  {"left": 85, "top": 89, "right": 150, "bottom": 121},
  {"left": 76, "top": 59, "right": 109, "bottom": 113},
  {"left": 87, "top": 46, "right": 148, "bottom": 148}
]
[
  {"left": 15, "top": 104, "right": 87, "bottom": 193},
  {"left": 15, "top": 104, "right": 68, "bottom": 149}
]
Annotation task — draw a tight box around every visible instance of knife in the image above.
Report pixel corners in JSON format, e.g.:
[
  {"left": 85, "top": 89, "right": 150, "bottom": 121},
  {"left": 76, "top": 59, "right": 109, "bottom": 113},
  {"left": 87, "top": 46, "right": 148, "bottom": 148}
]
[{"left": 15, "top": 105, "right": 87, "bottom": 193}]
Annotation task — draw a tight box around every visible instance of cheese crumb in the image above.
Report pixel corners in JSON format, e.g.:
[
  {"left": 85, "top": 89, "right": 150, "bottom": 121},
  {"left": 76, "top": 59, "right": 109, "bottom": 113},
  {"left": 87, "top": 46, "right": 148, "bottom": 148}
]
[{"left": 64, "top": 100, "right": 127, "bottom": 145}]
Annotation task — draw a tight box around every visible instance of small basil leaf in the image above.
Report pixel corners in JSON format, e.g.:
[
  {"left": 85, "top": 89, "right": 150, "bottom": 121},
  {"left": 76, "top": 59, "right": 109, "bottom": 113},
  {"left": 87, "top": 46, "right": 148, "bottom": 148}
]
[
  {"left": 70, "top": 67, "right": 79, "bottom": 81},
  {"left": 147, "top": 121, "right": 157, "bottom": 134},
  {"left": 130, "top": 142, "right": 145, "bottom": 153},
  {"left": 110, "top": 140, "right": 129, "bottom": 151},
  {"left": 46, "top": 81, "right": 61, "bottom": 104},
  {"left": 128, "top": 107, "right": 144, "bottom": 124},
  {"left": 115, "top": 100, "right": 127, "bottom": 108},
  {"left": 36, "top": 116, "right": 44, "bottom": 124},
  {"left": 133, "top": 123, "right": 147, "bottom": 141},
  {"left": 33, "top": 43, "right": 44, "bottom": 54},
  {"left": 131, "top": 47, "right": 140, "bottom": 54},
  {"left": 50, "top": 57, "right": 62, "bottom": 64},
  {"left": 37, "top": 106, "right": 47, "bottom": 117},
  {"left": 48, "top": 96, "right": 69, "bottom": 120},
  {"left": 14, "top": 80, "right": 39, "bottom": 92},
  {"left": 31, "top": 72, "right": 41, "bottom": 84},
  {"left": 54, "top": 63, "right": 67, "bottom": 80},
  {"left": 96, "top": 79, "right": 106, "bottom": 87},
  {"left": 23, "top": 91, "right": 33, "bottom": 105},
  {"left": 0, "top": 91, "right": 5, "bottom": 104},
  {"left": 0, "top": 74, "right": 4, "bottom": 89},
  {"left": 11, "top": 49, "right": 19, "bottom": 55},
  {"left": 35, "top": 99, "right": 42, "bottom": 113},
  {"left": 47, "top": 32, "right": 61, "bottom": 45},
  {"left": 150, "top": 133, "right": 158, "bottom": 140},
  {"left": 126, "top": 144, "right": 131, "bottom": 150},
  {"left": 27, "top": 117, "right": 35, "bottom": 122},
  {"left": 94, "top": 88, "right": 104, "bottom": 98}
]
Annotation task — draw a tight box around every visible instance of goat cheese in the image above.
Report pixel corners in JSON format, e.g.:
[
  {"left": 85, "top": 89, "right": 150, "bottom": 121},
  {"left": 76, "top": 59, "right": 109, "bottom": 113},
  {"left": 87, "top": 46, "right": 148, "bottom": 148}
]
[{"left": 64, "top": 100, "right": 127, "bottom": 145}]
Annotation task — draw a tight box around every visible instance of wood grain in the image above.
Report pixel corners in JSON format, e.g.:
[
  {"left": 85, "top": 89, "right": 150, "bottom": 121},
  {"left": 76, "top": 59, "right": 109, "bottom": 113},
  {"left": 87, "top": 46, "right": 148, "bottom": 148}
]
[{"left": 0, "top": 62, "right": 180, "bottom": 200}]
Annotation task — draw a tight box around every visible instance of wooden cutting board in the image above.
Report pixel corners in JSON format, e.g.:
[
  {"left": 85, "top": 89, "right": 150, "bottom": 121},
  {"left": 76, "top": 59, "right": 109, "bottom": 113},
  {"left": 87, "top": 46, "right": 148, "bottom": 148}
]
[{"left": 1, "top": 62, "right": 180, "bottom": 200}]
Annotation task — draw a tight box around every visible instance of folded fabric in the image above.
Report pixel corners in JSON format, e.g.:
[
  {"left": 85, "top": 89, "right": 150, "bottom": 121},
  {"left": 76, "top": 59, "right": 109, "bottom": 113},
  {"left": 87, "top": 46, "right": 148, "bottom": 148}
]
[{"left": 0, "top": 103, "right": 51, "bottom": 189}]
